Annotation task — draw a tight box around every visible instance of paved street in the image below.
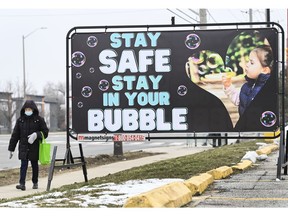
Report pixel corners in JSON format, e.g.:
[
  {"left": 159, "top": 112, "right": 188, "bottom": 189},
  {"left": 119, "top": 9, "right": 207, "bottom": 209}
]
[{"left": 0, "top": 132, "right": 211, "bottom": 170}]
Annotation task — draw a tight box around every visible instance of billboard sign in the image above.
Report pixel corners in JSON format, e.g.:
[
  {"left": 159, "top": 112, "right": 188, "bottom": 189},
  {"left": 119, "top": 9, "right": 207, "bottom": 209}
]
[{"left": 69, "top": 25, "right": 280, "bottom": 135}]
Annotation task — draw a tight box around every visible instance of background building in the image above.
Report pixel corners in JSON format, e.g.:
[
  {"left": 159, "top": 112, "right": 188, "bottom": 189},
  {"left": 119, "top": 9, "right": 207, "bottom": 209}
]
[{"left": 0, "top": 92, "right": 63, "bottom": 134}]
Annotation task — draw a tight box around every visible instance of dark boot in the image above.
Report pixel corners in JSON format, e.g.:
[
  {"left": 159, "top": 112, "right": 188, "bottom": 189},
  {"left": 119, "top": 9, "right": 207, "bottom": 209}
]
[
  {"left": 16, "top": 184, "right": 26, "bottom": 191},
  {"left": 32, "top": 183, "right": 38, "bottom": 189}
]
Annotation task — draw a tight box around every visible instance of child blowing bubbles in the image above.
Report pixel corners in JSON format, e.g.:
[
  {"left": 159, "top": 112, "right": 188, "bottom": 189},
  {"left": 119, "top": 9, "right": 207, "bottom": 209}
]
[{"left": 222, "top": 44, "right": 273, "bottom": 116}]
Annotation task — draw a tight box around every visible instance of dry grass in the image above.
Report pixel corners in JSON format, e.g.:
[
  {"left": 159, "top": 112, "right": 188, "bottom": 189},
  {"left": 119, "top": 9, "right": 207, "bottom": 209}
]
[
  {"left": 58, "top": 140, "right": 259, "bottom": 192},
  {"left": 0, "top": 151, "right": 161, "bottom": 187}
]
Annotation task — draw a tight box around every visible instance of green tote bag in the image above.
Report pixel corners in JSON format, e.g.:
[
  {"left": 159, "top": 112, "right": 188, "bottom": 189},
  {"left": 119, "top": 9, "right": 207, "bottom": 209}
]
[{"left": 39, "top": 132, "right": 51, "bottom": 165}]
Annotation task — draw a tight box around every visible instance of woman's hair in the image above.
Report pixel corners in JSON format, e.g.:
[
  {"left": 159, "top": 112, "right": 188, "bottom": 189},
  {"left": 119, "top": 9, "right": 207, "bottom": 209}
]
[{"left": 253, "top": 44, "right": 274, "bottom": 71}]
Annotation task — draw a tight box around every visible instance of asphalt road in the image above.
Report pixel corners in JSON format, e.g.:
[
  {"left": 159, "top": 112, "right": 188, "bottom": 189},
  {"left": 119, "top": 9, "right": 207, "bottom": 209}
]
[
  {"left": 0, "top": 132, "right": 210, "bottom": 170},
  {"left": 188, "top": 150, "right": 288, "bottom": 208}
]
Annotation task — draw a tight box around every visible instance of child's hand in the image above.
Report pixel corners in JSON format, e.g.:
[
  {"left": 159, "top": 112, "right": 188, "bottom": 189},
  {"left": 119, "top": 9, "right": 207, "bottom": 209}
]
[{"left": 222, "top": 74, "right": 232, "bottom": 89}]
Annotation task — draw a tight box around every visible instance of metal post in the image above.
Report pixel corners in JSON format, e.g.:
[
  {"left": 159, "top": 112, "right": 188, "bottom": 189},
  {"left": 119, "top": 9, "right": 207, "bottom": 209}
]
[
  {"left": 285, "top": 130, "right": 288, "bottom": 175},
  {"left": 79, "top": 144, "right": 88, "bottom": 182},
  {"left": 277, "top": 130, "right": 284, "bottom": 179},
  {"left": 22, "top": 35, "right": 26, "bottom": 99},
  {"left": 114, "top": 141, "right": 123, "bottom": 156},
  {"left": 66, "top": 30, "right": 71, "bottom": 151},
  {"left": 266, "top": 9, "right": 270, "bottom": 27},
  {"left": 46, "top": 146, "right": 57, "bottom": 191},
  {"left": 171, "top": 16, "right": 175, "bottom": 25},
  {"left": 22, "top": 27, "right": 47, "bottom": 99}
]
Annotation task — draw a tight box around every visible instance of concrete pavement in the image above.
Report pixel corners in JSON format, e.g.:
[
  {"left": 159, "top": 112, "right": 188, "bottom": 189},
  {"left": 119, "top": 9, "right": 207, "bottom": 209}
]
[
  {"left": 0, "top": 145, "right": 210, "bottom": 200},
  {"left": 189, "top": 150, "right": 288, "bottom": 208}
]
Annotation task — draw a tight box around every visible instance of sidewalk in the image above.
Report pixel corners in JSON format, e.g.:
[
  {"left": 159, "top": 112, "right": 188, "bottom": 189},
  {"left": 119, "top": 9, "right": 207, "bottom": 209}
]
[
  {"left": 0, "top": 145, "right": 210, "bottom": 200},
  {"left": 189, "top": 150, "right": 288, "bottom": 208}
]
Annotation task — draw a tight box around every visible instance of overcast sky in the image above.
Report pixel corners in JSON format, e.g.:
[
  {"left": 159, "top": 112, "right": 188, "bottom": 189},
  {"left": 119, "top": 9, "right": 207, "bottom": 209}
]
[{"left": 0, "top": 0, "right": 286, "bottom": 96}]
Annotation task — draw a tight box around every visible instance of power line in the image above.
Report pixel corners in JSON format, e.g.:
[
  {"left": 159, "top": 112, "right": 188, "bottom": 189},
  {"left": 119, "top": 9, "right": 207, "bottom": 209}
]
[
  {"left": 206, "top": 9, "right": 217, "bottom": 23},
  {"left": 176, "top": 8, "right": 199, "bottom": 23},
  {"left": 166, "top": 9, "right": 193, "bottom": 24},
  {"left": 188, "top": 9, "right": 199, "bottom": 16}
]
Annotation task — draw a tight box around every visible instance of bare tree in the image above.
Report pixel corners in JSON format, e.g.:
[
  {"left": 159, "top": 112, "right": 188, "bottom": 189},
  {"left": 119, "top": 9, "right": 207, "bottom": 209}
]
[
  {"left": 43, "top": 81, "right": 66, "bottom": 130},
  {"left": 24, "top": 80, "right": 37, "bottom": 96},
  {"left": 0, "top": 82, "right": 17, "bottom": 133}
]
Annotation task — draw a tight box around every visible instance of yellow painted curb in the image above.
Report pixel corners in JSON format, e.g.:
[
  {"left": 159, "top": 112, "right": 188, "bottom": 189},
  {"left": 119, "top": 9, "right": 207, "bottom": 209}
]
[
  {"left": 184, "top": 173, "right": 213, "bottom": 195},
  {"left": 256, "top": 147, "right": 272, "bottom": 155},
  {"left": 256, "top": 144, "right": 278, "bottom": 155},
  {"left": 270, "top": 144, "right": 279, "bottom": 151},
  {"left": 207, "top": 166, "right": 233, "bottom": 180},
  {"left": 231, "top": 160, "right": 253, "bottom": 170},
  {"left": 123, "top": 181, "right": 192, "bottom": 208}
]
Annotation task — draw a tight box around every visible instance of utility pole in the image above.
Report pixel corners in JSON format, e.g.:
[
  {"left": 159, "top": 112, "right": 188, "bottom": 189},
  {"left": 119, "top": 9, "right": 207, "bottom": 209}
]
[
  {"left": 199, "top": 9, "right": 207, "bottom": 29},
  {"left": 266, "top": 9, "right": 270, "bottom": 27},
  {"left": 286, "top": 9, "right": 288, "bottom": 84},
  {"left": 22, "top": 27, "right": 47, "bottom": 99},
  {"left": 249, "top": 9, "right": 253, "bottom": 27},
  {"left": 22, "top": 35, "right": 26, "bottom": 99}
]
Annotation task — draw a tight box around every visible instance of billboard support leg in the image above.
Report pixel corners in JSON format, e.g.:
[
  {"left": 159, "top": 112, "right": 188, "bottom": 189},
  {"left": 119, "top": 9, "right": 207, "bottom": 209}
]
[
  {"left": 277, "top": 129, "right": 285, "bottom": 179},
  {"left": 284, "top": 129, "right": 288, "bottom": 175},
  {"left": 114, "top": 141, "right": 123, "bottom": 156},
  {"left": 46, "top": 144, "right": 88, "bottom": 191}
]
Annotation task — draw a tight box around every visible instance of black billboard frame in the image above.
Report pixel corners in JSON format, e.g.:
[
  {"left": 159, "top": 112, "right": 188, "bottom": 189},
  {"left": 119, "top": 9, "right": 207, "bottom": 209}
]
[{"left": 66, "top": 22, "right": 287, "bottom": 179}]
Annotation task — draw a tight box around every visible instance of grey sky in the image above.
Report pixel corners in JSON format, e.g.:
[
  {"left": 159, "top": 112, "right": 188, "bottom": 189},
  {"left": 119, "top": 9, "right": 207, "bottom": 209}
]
[{"left": 0, "top": 6, "right": 286, "bottom": 96}]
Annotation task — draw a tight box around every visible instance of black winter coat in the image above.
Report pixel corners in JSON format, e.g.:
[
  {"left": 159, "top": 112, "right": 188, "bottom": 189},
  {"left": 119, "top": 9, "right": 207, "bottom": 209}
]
[
  {"left": 238, "top": 74, "right": 270, "bottom": 116},
  {"left": 8, "top": 100, "right": 49, "bottom": 161}
]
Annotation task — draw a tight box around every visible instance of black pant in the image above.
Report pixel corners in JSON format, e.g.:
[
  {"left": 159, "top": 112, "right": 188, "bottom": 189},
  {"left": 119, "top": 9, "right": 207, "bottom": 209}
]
[{"left": 19, "top": 159, "right": 38, "bottom": 185}]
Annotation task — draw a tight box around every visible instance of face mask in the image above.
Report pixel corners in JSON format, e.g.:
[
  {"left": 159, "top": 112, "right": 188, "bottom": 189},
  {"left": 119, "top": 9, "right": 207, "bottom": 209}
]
[{"left": 25, "top": 111, "right": 33, "bottom": 116}]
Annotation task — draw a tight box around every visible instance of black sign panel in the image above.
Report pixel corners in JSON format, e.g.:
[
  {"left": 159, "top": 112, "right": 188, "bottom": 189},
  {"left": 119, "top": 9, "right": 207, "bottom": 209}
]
[{"left": 70, "top": 27, "right": 279, "bottom": 134}]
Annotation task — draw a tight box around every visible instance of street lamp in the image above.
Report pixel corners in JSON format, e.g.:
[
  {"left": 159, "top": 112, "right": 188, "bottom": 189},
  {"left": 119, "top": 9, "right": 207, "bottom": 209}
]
[{"left": 22, "top": 27, "right": 47, "bottom": 99}]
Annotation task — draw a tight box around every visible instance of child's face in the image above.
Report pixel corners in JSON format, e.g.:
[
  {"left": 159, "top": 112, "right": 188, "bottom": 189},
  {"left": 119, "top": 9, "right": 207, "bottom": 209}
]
[{"left": 245, "top": 51, "right": 265, "bottom": 79}]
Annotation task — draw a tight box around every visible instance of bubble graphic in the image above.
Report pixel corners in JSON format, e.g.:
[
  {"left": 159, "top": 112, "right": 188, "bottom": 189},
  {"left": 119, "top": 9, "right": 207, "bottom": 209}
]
[
  {"left": 221, "top": 66, "right": 233, "bottom": 72},
  {"left": 71, "top": 51, "right": 86, "bottom": 67},
  {"left": 98, "top": 79, "right": 109, "bottom": 91},
  {"left": 260, "top": 111, "right": 277, "bottom": 127},
  {"left": 81, "top": 86, "right": 92, "bottom": 98},
  {"left": 89, "top": 67, "right": 95, "bottom": 73},
  {"left": 207, "top": 53, "right": 222, "bottom": 69},
  {"left": 198, "top": 64, "right": 208, "bottom": 75},
  {"left": 87, "top": 36, "right": 98, "bottom": 47},
  {"left": 76, "top": 72, "right": 82, "bottom": 79},
  {"left": 177, "top": 85, "right": 187, "bottom": 96},
  {"left": 185, "top": 34, "right": 201, "bottom": 49},
  {"left": 77, "top": 102, "right": 83, "bottom": 108}
]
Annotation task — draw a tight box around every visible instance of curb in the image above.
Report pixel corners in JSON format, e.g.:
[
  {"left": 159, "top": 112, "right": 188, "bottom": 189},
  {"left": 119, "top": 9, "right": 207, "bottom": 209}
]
[
  {"left": 256, "top": 144, "right": 279, "bottom": 155},
  {"left": 123, "top": 143, "right": 279, "bottom": 208},
  {"left": 123, "top": 181, "right": 192, "bottom": 207},
  {"left": 232, "top": 159, "right": 253, "bottom": 170},
  {"left": 207, "top": 166, "right": 233, "bottom": 179},
  {"left": 184, "top": 173, "right": 214, "bottom": 195}
]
